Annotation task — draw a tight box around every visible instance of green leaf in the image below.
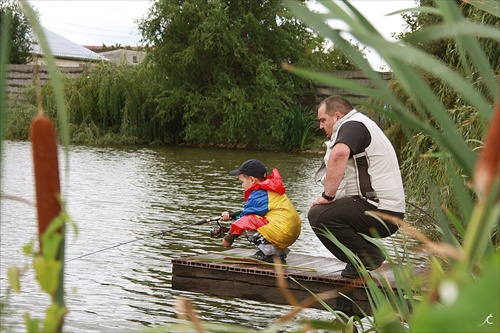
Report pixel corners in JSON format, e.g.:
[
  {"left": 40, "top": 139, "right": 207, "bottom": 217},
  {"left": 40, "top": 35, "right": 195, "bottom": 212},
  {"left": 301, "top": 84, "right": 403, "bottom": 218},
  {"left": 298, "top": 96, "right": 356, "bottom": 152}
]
[
  {"left": 41, "top": 213, "right": 66, "bottom": 260},
  {"left": 405, "top": 21, "right": 500, "bottom": 43},
  {"left": 435, "top": 1, "right": 499, "bottom": 107},
  {"left": 345, "top": 316, "right": 356, "bottom": 333},
  {"left": 388, "top": 6, "right": 443, "bottom": 17},
  {"left": 466, "top": 0, "right": 500, "bottom": 17},
  {"left": 462, "top": 180, "right": 500, "bottom": 268},
  {"left": 41, "top": 232, "right": 63, "bottom": 261},
  {"left": 373, "top": 301, "right": 409, "bottom": 333},
  {"left": 23, "top": 239, "right": 36, "bottom": 256},
  {"left": 0, "top": 8, "right": 11, "bottom": 172},
  {"left": 7, "top": 266, "right": 21, "bottom": 292},
  {"left": 24, "top": 312, "right": 40, "bottom": 333},
  {"left": 43, "top": 303, "right": 67, "bottom": 333},
  {"left": 33, "top": 257, "right": 61, "bottom": 296}
]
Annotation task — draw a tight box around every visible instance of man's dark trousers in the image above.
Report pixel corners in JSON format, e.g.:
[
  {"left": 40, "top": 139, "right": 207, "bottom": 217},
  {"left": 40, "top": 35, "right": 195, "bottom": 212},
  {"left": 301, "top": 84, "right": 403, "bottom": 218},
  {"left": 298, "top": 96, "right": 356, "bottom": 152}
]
[{"left": 308, "top": 196, "right": 402, "bottom": 268}]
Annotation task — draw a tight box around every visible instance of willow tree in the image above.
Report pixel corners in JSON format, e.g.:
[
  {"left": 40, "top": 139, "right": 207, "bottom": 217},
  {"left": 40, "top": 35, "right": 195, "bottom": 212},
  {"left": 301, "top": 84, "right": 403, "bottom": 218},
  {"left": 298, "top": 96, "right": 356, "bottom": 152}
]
[{"left": 138, "top": 0, "right": 357, "bottom": 148}]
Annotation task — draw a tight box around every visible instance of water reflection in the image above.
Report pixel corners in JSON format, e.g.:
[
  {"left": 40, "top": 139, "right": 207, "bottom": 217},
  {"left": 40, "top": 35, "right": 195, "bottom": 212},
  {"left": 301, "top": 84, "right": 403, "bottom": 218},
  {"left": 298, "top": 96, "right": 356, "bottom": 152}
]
[{"left": 0, "top": 141, "right": 419, "bottom": 332}]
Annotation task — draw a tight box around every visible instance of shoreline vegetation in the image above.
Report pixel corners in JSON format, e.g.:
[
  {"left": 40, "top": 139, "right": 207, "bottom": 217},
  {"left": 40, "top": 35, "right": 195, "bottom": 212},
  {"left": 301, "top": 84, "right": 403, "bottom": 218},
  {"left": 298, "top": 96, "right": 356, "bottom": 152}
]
[
  {"left": 4, "top": 64, "right": 384, "bottom": 152},
  {"left": 3, "top": 120, "right": 328, "bottom": 153},
  {"left": 4, "top": 71, "right": 328, "bottom": 151}
]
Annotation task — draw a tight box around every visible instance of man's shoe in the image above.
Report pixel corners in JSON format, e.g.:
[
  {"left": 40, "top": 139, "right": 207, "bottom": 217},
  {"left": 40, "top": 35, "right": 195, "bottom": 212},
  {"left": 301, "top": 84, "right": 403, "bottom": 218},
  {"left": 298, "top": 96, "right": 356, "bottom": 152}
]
[
  {"left": 341, "top": 257, "right": 386, "bottom": 278},
  {"left": 366, "top": 255, "right": 385, "bottom": 270},
  {"left": 341, "top": 263, "right": 362, "bottom": 278}
]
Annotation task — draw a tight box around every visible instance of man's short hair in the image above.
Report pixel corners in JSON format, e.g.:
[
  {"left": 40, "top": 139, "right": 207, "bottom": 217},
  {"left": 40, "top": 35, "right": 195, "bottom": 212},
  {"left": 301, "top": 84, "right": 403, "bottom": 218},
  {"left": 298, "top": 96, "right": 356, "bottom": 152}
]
[{"left": 320, "top": 96, "right": 353, "bottom": 115}]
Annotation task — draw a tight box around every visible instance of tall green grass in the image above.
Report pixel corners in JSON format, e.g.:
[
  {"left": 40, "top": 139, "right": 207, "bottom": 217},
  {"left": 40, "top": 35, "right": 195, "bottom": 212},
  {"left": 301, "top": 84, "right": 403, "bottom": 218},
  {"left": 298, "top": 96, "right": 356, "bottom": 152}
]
[
  {"left": 279, "top": 106, "right": 317, "bottom": 150},
  {"left": 282, "top": 0, "right": 499, "bottom": 332}
]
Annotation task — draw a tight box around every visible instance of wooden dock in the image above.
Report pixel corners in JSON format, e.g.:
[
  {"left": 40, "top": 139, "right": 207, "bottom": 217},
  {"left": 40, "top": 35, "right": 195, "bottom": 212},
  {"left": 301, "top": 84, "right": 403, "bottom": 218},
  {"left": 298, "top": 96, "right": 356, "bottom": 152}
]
[{"left": 171, "top": 248, "right": 427, "bottom": 317}]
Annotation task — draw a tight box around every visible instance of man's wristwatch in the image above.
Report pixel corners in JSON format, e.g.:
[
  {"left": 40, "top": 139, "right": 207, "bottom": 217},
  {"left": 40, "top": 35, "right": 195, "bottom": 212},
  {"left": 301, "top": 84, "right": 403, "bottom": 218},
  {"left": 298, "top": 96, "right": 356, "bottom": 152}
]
[{"left": 322, "top": 191, "right": 335, "bottom": 201}]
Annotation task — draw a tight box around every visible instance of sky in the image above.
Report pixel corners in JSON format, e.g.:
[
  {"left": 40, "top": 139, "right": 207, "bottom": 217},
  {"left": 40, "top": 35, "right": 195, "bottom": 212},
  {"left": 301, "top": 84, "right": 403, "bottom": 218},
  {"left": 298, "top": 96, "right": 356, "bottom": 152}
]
[{"left": 27, "top": 0, "right": 417, "bottom": 69}]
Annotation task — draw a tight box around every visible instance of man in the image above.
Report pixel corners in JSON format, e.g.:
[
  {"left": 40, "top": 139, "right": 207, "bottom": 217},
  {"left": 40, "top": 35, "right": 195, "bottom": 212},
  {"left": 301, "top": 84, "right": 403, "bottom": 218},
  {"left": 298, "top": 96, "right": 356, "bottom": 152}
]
[{"left": 308, "top": 96, "right": 405, "bottom": 278}]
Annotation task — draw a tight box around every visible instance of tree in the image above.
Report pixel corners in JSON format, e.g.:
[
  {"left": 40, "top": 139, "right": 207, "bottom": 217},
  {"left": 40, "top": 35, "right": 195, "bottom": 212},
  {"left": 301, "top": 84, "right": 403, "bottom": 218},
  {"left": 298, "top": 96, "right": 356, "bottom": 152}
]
[
  {"left": 0, "top": 0, "right": 32, "bottom": 64},
  {"left": 138, "top": 0, "right": 358, "bottom": 148}
]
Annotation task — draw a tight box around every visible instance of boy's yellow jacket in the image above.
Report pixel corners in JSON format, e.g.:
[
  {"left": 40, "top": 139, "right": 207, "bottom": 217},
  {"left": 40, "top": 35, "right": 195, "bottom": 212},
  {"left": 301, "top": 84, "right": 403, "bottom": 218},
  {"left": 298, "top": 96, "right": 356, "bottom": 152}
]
[{"left": 230, "top": 168, "right": 301, "bottom": 248}]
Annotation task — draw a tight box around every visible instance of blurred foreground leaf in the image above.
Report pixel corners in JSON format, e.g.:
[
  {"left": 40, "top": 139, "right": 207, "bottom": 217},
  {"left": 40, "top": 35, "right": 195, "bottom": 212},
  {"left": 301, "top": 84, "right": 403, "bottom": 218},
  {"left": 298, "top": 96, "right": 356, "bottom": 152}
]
[{"left": 411, "top": 252, "right": 500, "bottom": 332}]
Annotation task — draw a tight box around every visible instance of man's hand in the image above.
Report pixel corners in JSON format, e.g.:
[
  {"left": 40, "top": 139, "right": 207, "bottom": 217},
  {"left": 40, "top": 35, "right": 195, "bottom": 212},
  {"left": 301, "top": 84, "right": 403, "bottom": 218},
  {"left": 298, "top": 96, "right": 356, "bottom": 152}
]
[{"left": 310, "top": 196, "right": 333, "bottom": 208}]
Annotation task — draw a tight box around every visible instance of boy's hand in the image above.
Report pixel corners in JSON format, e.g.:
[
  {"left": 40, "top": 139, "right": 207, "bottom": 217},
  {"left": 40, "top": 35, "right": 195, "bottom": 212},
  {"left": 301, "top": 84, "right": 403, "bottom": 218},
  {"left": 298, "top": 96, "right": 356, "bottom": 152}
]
[{"left": 220, "top": 211, "right": 231, "bottom": 221}]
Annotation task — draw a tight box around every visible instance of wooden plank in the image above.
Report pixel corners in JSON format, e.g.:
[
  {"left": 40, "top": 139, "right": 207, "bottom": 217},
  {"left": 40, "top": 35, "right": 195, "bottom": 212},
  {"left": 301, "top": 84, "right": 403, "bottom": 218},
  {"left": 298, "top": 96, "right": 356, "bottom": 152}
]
[
  {"left": 171, "top": 248, "right": 424, "bottom": 317},
  {"left": 172, "top": 267, "right": 371, "bottom": 316},
  {"left": 172, "top": 249, "right": 378, "bottom": 316}
]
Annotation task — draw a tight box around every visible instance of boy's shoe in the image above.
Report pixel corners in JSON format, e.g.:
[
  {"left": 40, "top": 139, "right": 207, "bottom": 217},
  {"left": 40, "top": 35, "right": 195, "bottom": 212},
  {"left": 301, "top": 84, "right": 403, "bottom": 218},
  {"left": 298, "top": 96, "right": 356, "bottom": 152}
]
[
  {"left": 250, "top": 250, "right": 274, "bottom": 263},
  {"left": 276, "top": 248, "right": 290, "bottom": 260},
  {"left": 250, "top": 250, "right": 288, "bottom": 263}
]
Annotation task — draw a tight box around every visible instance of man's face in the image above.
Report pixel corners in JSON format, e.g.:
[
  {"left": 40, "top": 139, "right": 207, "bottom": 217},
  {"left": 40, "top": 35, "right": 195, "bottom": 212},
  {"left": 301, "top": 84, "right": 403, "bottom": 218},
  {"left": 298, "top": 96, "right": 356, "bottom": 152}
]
[{"left": 318, "top": 104, "right": 339, "bottom": 139}]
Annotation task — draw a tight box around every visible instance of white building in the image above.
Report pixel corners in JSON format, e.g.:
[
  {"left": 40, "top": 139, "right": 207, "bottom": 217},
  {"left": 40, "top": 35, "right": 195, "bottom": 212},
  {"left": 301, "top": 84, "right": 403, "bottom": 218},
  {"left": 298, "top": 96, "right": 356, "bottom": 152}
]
[
  {"left": 98, "top": 49, "right": 145, "bottom": 66},
  {"left": 30, "top": 28, "right": 108, "bottom": 67}
]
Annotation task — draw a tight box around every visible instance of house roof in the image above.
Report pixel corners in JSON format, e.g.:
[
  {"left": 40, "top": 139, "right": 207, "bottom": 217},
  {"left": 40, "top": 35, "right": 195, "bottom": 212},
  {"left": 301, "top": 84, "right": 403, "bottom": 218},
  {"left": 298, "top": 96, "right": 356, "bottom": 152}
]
[
  {"left": 32, "top": 28, "right": 108, "bottom": 62},
  {"left": 84, "top": 46, "right": 142, "bottom": 52}
]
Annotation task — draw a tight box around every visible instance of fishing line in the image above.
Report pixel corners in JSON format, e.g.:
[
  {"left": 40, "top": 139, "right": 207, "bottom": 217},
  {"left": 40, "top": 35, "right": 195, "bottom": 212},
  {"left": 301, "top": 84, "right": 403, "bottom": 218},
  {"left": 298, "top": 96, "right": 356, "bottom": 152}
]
[
  {"left": 406, "top": 200, "right": 439, "bottom": 224},
  {"left": 66, "top": 229, "right": 171, "bottom": 262},
  {"left": 67, "top": 213, "right": 234, "bottom": 262}
]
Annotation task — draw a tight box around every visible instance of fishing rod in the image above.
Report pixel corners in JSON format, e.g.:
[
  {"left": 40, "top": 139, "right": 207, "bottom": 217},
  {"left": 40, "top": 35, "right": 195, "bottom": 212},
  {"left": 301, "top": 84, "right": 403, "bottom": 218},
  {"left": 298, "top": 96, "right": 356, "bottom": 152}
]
[
  {"left": 66, "top": 229, "right": 171, "bottom": 262},
  {"left": 196, "top": 210, "right": 241, "bottom": 238},
  {"left": 195, "top": 210, "right": 241, "bottom": 225},
  {"left": 195, "top": 216, "right": 224, "bottom": 225}
]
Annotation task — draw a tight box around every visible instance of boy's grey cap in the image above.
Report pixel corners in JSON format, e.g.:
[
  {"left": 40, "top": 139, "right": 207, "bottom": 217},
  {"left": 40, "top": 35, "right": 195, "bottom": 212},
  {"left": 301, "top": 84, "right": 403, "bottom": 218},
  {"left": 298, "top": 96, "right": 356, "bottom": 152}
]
[{"left": 230, "top": 159, "right": 267, "bottom": 179}]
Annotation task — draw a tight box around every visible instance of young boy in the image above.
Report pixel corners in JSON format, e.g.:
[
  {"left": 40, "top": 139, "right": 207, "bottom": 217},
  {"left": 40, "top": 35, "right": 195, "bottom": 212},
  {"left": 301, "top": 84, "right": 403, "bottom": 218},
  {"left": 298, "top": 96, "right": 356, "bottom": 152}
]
[{"left": 219, "top": 159, "right": 301, "bottom": 262}]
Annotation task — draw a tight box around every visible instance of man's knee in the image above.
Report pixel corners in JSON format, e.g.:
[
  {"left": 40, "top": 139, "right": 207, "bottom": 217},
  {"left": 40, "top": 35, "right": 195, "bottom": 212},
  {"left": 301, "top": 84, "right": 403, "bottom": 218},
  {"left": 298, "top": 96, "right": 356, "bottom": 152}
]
[{"left": 307, "top": 204, "right": 325, "bottom": 228}]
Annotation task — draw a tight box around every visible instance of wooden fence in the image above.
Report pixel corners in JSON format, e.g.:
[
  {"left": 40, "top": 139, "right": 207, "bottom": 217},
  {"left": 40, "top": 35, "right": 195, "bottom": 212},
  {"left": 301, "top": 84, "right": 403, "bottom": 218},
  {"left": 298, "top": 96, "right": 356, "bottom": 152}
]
[
  {"left": 5, "top": 65, "right": 392, "bottom": 105},
  {"left": 5, "top": 64, "right": 86, "bottom": 100},
  {"left": 315, "top": 70, "right": 392, "bottom": 105}
]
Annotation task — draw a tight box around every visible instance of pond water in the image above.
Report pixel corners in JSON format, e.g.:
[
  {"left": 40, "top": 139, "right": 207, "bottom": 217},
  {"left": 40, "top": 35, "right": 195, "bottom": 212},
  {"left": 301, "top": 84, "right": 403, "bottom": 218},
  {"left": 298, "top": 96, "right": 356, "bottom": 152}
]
[{"left": 0, "top": 140, "right": 419, "bottom": 332}]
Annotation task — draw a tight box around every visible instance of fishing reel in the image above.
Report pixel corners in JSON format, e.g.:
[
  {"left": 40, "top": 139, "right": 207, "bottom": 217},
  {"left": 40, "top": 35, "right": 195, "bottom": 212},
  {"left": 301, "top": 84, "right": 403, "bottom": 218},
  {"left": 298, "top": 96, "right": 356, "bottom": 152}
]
[
  {"left": 209, "top": 210, "right": 239, "bottom": 238},
  {"left": 210, "top": 224, "right": 229, "bottom": 238},
  {"left": 196, "top": 210, "right": 240, "bottom": 238}
]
